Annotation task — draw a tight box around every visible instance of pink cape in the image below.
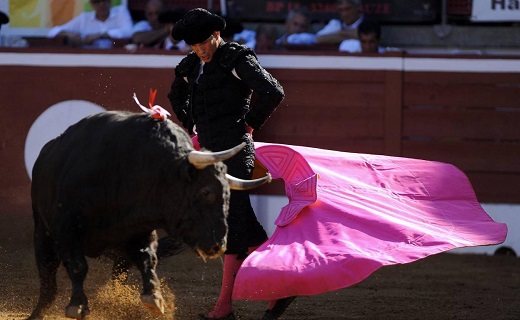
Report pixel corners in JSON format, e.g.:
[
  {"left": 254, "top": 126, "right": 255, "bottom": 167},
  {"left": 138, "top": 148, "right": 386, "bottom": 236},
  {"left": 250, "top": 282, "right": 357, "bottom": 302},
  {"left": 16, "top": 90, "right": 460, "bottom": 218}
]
[{"left": 232, "top": 142, "right": 507, "bottom": 301}]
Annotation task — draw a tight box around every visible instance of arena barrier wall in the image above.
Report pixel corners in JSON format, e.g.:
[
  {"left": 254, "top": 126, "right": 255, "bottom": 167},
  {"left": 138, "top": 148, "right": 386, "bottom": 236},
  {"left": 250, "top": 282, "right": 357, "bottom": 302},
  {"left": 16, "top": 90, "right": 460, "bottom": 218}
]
[{"left": 0, "top": 48, "right": 518, "bottom": 222}]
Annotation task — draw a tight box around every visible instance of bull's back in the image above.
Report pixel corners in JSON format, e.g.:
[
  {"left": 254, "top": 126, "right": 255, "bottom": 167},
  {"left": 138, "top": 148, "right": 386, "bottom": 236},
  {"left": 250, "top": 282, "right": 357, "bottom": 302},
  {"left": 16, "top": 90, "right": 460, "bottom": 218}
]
[{"left": 31, "top": 111, "right": 191, "bottom": 223}]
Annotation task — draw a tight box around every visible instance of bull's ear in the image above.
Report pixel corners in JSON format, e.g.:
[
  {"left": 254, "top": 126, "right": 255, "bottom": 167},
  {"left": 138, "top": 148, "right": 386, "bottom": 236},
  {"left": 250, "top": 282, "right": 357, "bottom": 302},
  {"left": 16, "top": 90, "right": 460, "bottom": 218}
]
[
  {"left": 187, "top": 143, "right": 246, "bottom": 169},
  {"left": 227, "top": 172, "right": 272, "bottom": 190}
]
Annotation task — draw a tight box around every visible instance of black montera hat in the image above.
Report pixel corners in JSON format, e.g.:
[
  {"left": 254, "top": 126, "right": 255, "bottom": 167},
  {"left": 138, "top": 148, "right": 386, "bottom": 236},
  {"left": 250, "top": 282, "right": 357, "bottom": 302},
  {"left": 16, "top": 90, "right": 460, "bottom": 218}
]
[
  {"left": 171, "top": 8, "right": 226, "bottom": 45},
  {"left": 0, "top": 11, "right": 9, "bottom": 25}
]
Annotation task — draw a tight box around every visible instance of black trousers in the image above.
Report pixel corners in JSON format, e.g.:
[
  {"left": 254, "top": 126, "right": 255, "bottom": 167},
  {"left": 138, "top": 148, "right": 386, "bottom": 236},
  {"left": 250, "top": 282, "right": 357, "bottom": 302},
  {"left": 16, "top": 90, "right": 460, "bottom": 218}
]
[{"left": 199, "top": 128, "right": 268, "bottom": 258}]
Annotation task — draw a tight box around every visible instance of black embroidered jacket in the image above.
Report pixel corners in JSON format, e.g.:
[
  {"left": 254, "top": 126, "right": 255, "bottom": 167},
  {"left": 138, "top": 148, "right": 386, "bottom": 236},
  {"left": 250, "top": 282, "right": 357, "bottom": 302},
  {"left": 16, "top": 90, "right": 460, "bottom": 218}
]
[{"left": 167, "top": 41, "right": 284, "bottom": 143}]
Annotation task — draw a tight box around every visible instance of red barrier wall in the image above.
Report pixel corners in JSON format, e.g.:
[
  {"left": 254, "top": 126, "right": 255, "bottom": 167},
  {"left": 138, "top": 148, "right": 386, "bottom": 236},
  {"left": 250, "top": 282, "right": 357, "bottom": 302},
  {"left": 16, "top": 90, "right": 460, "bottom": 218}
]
[{"left": 1, "top": 48, "right": 519, "bottom": 220}]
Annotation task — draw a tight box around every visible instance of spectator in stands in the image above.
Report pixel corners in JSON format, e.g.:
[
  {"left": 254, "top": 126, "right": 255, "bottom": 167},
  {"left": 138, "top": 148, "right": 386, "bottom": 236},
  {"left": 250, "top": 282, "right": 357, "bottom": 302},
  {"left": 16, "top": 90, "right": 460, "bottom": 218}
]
[
  {"left": 254, "top": 24, "right": 279, "bottom": 51},
  {"left": 47, "top": 0, "right": 133, "bottom": 48},
  {"left": 275, "top": 7, "right": 316, "bottom": 48},
  {"left": 233, "top": 28, "right": 256, "bottom": 48},
  {"left": 0, "top": 11, "right": 29, "bottom": 48},
  {"left": 0, "top": 10, "right": 8, "bottom": 30},
  {"left": 131, "top": 0, "right": 167, "bottom": 48},
  {"left": 232, "top": 22, "right": 278, "bottom": 51},
  {"left": 357, "top": 19, "right": 381, "bottom": 53},
  {"left": 339, "top": 19, "right": 400, "bottom": 53},
  {"left": 316, "top": 0, "right": 365, "bottom": 45},
  {"left": 339, "top": 18, "right": 379, "bottom": 53},
  {"left": 0, "top": 10, "right": 8, "bottom": 46},
  {"left": 157, "top": 8, "right": 190, "bottom": 51}
]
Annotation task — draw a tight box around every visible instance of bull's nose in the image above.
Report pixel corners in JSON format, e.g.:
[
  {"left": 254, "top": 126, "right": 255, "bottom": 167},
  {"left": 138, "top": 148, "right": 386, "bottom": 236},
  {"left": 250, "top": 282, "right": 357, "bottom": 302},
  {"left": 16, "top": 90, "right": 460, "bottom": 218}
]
[
  {"left": 195, "top": 242, "right": 226, "bottom": 261},
  {"left": 210, "top": 243, "right": 225, "bottom": 256}
]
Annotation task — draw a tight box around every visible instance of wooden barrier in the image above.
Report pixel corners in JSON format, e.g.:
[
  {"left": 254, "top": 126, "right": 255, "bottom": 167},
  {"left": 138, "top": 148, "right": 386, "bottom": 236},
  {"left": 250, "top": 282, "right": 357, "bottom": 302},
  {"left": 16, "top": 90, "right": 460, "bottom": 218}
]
[
  {"left": 256, "top": 63, "right": 520, "bottom": 203},
  {"left": 0, "top": 48, "right": 518, "bottom": 220},
  {"left": 258, "top": 69, "right": 390, "bottom": 154},
  {"left": 401, "top": 71, "right": 520, "bottom": 202}
]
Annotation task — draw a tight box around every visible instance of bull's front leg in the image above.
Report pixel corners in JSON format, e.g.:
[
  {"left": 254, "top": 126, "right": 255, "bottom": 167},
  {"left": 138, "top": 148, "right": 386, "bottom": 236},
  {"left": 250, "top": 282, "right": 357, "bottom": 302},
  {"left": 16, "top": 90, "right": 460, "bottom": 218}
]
[
  {"left": 62, "top": 253, "right": 90, "bottom": 319},
  {"left": 125, "top": 231, "right": 165, "bottom": 315},
  {"left": 56, "top": 221, "right": 90, "bottom": 319}
]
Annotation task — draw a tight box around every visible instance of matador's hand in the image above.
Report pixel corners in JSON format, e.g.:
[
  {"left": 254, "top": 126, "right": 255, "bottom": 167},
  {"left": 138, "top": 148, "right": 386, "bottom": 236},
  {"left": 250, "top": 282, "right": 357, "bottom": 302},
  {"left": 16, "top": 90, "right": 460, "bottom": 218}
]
[{"left": 245, "top": 125, "right": 254, "bottom": 137}]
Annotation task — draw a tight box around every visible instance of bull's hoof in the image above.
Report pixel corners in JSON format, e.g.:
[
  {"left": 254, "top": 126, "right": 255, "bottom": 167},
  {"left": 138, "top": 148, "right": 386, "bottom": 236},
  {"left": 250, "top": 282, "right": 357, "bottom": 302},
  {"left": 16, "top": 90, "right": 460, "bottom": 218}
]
[
  {"left": 140, "top": 292, "right": 165, "bottom": 315},
  {"left": 65, "top": 305, "right": 90, "bottom": 319}
]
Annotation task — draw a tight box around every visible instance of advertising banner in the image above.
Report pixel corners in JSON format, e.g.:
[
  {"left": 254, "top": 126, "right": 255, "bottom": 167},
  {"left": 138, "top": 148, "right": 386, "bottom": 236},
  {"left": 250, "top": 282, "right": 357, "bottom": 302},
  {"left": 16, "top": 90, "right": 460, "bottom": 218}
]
[
  {"left": 226, "top": 0, "right": 439, "bottom": 23},
  {"left": 471, "top": 0, "right": 520, "bottom": 21}
]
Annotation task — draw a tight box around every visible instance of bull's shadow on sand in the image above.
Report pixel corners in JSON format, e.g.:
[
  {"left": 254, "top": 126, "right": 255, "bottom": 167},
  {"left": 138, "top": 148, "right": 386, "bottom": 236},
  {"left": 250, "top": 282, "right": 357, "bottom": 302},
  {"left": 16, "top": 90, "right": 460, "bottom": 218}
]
[{"left": 1, "top": 213, "right": 519, "bottom": 320}]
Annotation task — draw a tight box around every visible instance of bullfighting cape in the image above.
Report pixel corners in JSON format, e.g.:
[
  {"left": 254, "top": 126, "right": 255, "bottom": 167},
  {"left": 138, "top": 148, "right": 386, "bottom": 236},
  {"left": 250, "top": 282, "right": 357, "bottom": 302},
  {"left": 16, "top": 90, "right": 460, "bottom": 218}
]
[{"left": 232, "top": 142, "right": 507, "bottom": 300}]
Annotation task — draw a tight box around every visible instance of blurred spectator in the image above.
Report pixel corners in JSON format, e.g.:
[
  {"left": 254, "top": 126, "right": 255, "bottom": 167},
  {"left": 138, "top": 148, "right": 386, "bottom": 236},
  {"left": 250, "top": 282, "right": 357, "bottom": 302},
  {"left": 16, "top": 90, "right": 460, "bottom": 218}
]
[
  {"left": 254, "top": 24, "right": 279, "bottom": 51},
  {"left": 276, "top": 8, "right": 316, "bottom": 47},
  {"left": 0, "top": 10, "right": 8, "bottom": 46},
  {"left": 158, "top": 8, "right": 189, "bottom": 51},
  {"left": 131, "top": 0, "right": 167, "bottom": 48},
  {"left": 0, "top": 10, "right": 8, "bottom": 29},
  {"left": 358, "top": 19, "right": 381, "bottom": 53},
  {"left": 47, "top": 0, "right": 133, "bottom": 49},
  {"left": 339, "top": 19, "right": 400, "bottom": 53},
  {"left": 231, "top": 22, "right": 278, "bottom": 51},
  {"left": 234, "top": 27, "right": 256, "bottom": 48},
  {"left": 316, "top": 0, "right": 365, "bottom": 45},
  {"left": 0, "top": 10, "right": 28, "bottom": 47}
]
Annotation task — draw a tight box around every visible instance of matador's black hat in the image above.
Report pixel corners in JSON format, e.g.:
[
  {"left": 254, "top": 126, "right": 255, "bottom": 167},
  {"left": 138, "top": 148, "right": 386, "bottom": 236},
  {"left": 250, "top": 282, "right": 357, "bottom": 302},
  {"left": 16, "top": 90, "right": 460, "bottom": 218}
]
[{"left": 171, "top": 8, "right": 226, "bottom": 45}]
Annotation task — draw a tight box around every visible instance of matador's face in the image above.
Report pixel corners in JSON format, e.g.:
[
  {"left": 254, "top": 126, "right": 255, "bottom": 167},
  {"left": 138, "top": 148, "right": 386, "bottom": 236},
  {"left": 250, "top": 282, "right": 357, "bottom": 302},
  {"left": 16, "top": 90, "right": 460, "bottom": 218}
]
[{"left": 191, "top": 32, "right": 221, "bottom": 63}]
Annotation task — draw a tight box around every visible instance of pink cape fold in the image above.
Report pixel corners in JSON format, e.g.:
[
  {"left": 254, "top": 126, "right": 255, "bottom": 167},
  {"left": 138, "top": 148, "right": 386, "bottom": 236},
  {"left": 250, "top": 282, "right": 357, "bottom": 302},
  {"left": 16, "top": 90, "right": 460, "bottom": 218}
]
[{"left": 233, "top": 142, "right": 507, "bottom": 301}]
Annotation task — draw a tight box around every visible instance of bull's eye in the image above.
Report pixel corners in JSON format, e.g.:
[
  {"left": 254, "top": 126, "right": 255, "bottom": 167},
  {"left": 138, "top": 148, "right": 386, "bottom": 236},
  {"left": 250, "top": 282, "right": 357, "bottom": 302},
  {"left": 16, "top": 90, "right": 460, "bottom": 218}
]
[{"left": 200, "top": 187, "right": 216, "bottom": 204}]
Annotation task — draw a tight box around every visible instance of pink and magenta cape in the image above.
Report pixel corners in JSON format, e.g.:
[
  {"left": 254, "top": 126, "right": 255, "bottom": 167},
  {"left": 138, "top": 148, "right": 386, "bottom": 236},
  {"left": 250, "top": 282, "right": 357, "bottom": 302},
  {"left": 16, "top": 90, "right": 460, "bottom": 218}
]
[{"left": 232, "top": 142, "right": 507, "bottom": 301}]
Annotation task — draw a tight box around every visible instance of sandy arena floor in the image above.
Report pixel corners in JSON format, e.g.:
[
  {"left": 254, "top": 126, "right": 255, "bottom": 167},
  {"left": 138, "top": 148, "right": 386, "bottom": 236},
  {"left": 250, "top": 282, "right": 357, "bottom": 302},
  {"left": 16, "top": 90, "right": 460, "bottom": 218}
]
[{"left": 1, "top": 213, "right": 519, "bottom": 320}]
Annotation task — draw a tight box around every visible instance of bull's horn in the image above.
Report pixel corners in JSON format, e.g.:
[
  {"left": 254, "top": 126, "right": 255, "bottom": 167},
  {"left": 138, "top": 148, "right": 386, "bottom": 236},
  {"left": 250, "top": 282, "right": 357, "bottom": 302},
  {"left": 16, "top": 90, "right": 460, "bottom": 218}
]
[
  {"left": 188, "top": 142, "right": 246, "bottom": 169},
  {"left": 227, "top": 172, "right": 272, "bottom": 190}
]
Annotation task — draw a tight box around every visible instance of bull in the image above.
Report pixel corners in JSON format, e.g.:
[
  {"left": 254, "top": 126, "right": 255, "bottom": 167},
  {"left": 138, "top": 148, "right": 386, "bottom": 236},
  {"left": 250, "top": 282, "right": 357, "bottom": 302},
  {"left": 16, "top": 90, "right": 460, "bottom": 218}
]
[{"left": 27, "top": 111, "right": 270, "bottom": 319}]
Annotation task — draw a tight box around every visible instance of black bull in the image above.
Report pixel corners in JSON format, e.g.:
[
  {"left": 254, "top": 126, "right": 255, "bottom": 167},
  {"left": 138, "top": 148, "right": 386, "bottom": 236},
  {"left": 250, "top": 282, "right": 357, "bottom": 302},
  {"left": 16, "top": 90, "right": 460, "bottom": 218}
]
[{"left": 27, "top": 111, "right": 270, "bottom": 319}]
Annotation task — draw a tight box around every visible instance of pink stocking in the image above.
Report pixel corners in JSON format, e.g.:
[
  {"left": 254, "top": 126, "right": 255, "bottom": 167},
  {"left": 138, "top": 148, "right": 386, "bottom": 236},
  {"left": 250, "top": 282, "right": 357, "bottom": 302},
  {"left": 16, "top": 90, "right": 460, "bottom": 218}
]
[{"left": 208, "top": 254, "right": 243, "bottom": 318}]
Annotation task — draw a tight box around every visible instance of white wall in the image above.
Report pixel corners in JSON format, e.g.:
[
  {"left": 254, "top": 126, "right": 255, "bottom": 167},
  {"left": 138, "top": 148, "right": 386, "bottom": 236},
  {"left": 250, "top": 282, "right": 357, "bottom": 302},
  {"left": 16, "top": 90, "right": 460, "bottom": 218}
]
[
  {"left": 251, "top": 194, "right": 288, "bottom": 237},
  {"left": 450, "top": 204, "right": 520, "bottom": 256}
]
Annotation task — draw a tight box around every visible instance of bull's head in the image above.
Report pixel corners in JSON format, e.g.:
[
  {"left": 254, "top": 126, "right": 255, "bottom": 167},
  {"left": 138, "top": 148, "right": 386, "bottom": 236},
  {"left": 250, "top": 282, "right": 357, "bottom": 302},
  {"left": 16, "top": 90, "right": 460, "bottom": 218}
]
[
  {"left": 175, "top": 143, "right": 271, "bottom": 261},
  {"left": 188, "top": 142, "right": 272, "bottom": 190}
]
